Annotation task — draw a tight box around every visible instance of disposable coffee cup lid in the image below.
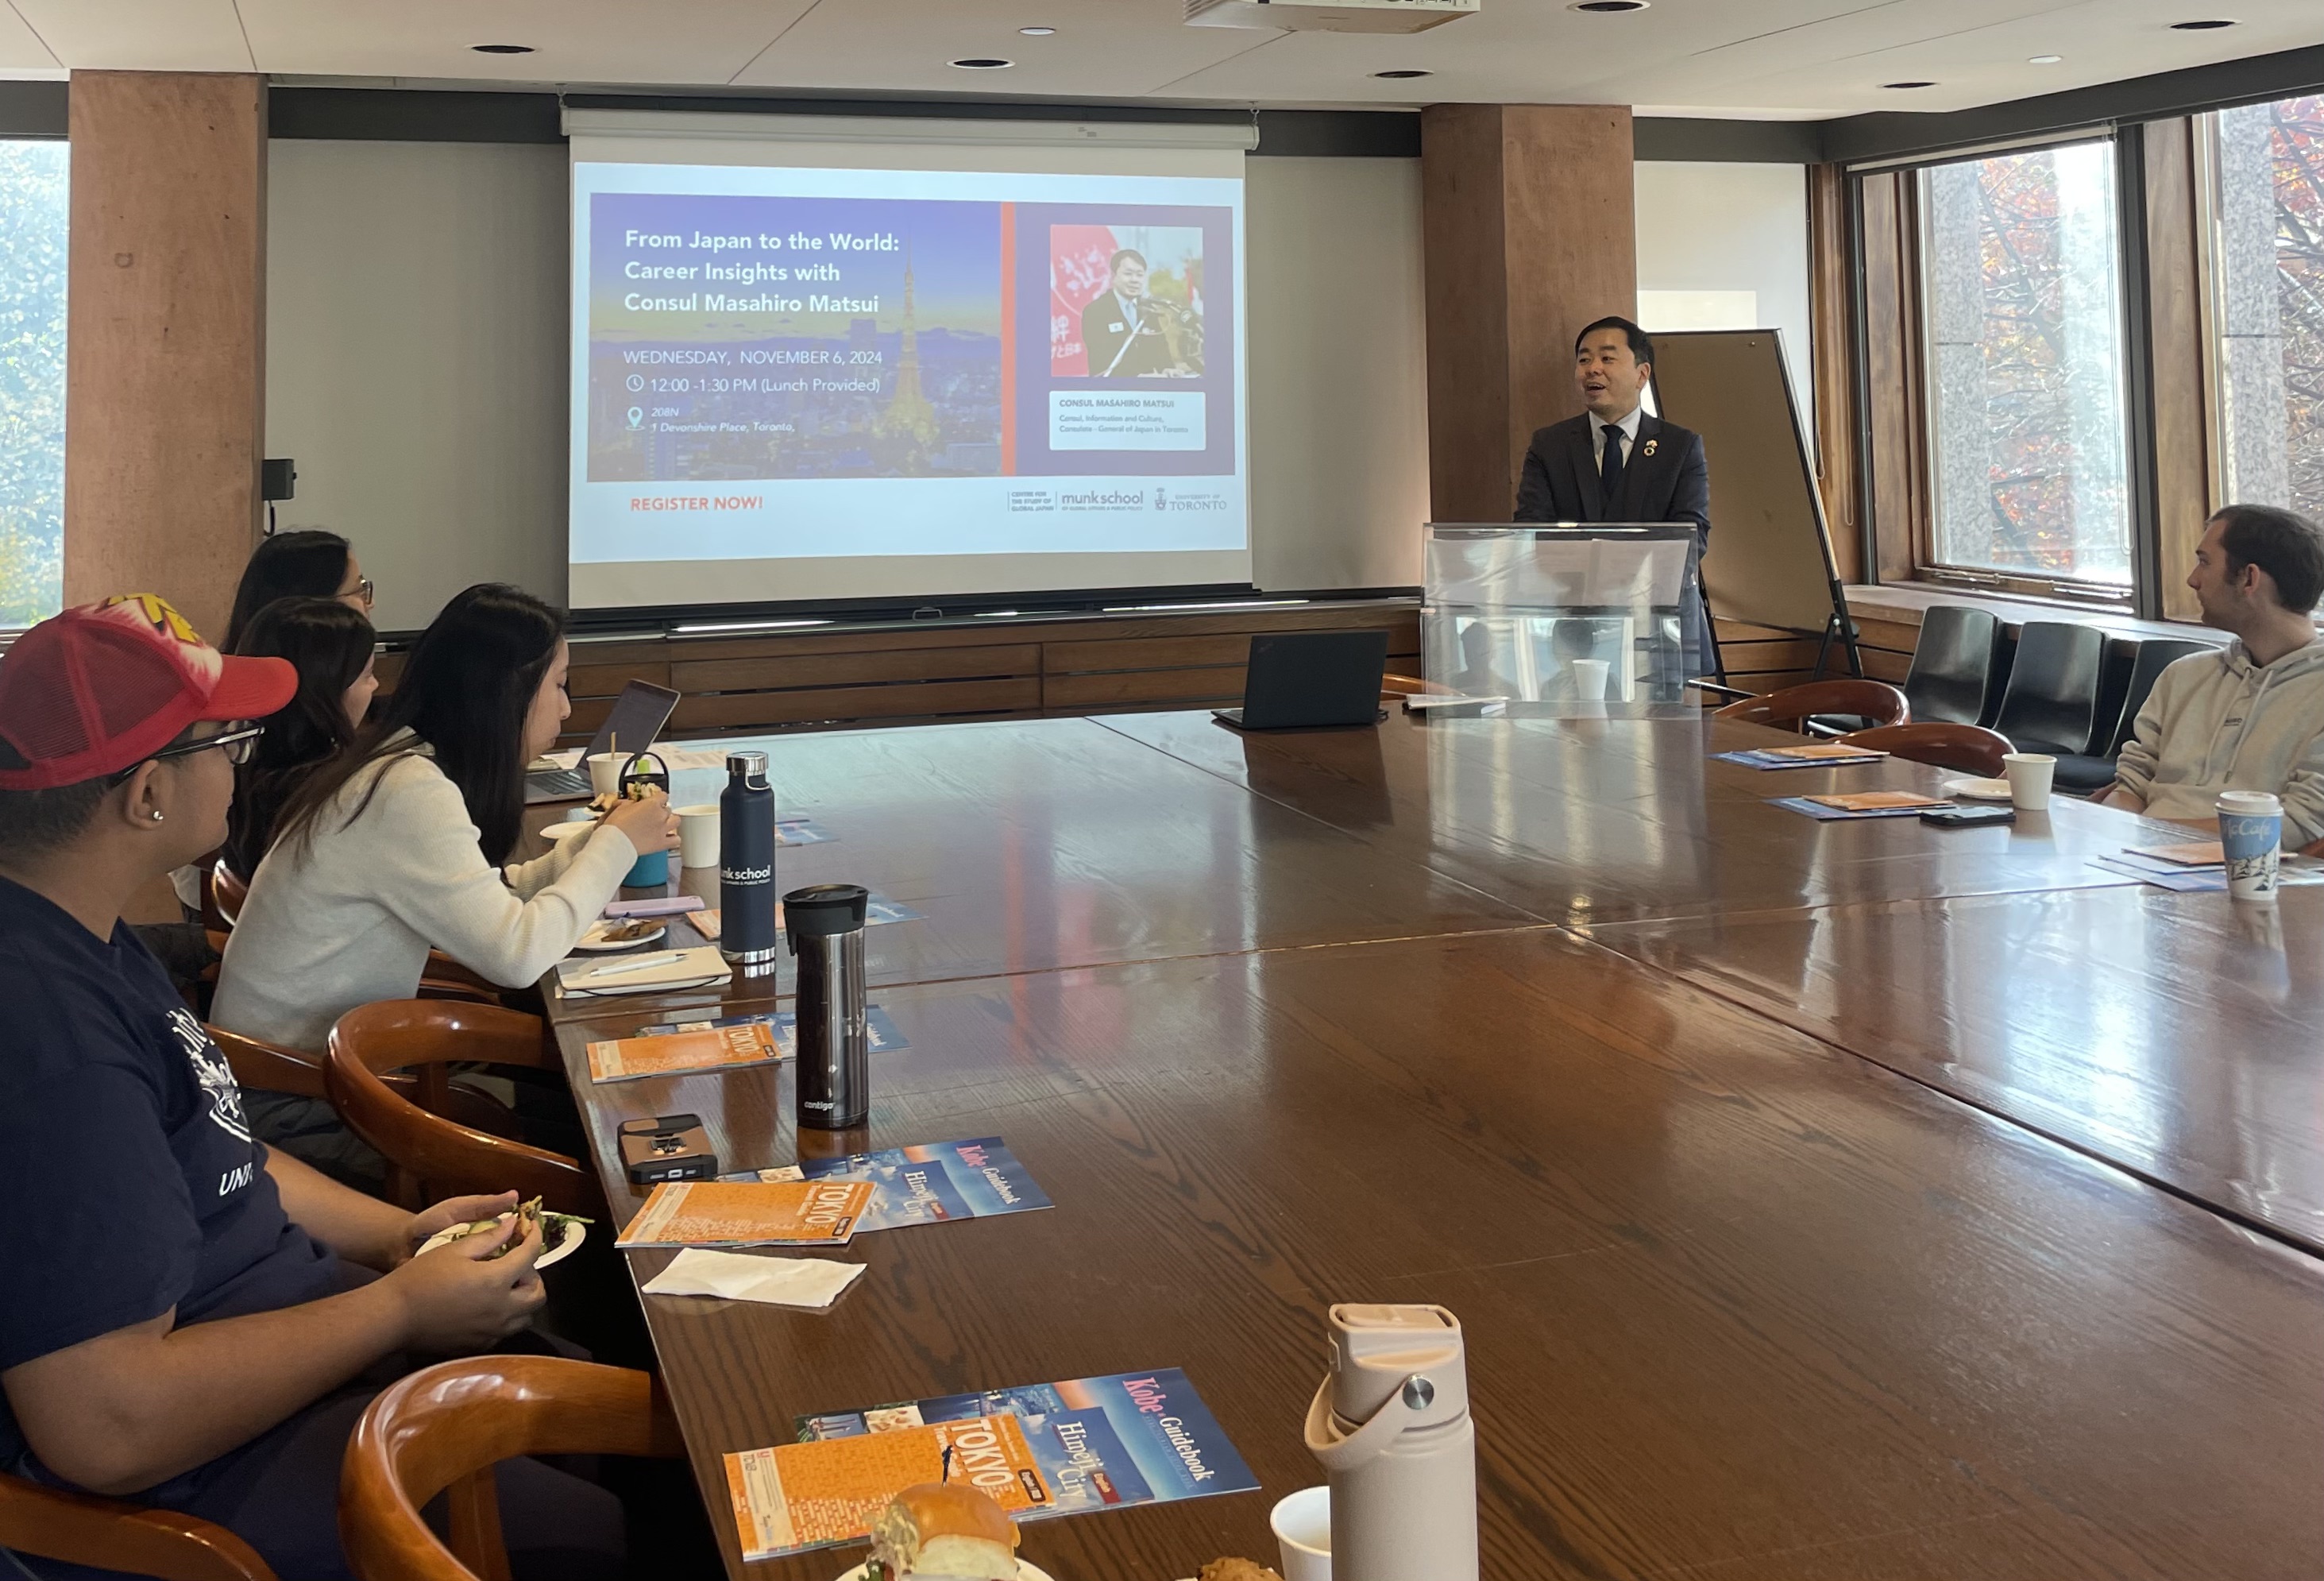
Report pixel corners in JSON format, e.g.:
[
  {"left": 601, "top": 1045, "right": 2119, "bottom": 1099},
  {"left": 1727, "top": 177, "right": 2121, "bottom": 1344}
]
[
  {"left": 2218, "top": 790, "right": 2283, "bottom": 816},
  {"left": 783, "top": 883, "right": 868, "bottom": 937}
]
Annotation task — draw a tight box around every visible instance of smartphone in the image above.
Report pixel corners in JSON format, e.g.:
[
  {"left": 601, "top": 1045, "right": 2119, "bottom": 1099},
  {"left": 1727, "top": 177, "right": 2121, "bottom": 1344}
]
[
  {"left": 619, "top": 1113, "right": 718, "bottom": 1184},
  {"left": 1920, "top": 804, "right": 2015, "bottom": 829}
]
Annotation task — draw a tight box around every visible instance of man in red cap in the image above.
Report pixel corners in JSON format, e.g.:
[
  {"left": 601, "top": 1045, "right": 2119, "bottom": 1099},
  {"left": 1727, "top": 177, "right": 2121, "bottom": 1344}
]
[{"left": 0, "top": 597, "right": 622, "bottom": 1579}]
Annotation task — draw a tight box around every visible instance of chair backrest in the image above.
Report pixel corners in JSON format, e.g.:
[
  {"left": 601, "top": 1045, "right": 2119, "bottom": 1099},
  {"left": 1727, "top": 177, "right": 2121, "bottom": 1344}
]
[
  {"left": 1712, "top": 678, "right": 1909, "bottom": 730},
  {"left": 326, "top": 1001, "right": 597, "bottom": 1216},
  {"left": 341, "top": 1357, "right": 681, "bottom": 1581},
  {"left": 1901, "top": 605, "right": 2001, "bottom": 725},
  {"left": 2105, "top": 638, "right": 2218, "bottom": 756},
  {"left": 1836, "top": 722, "right": 2017, "bottom": 779},
  {"left": 1, "top": 1472, "right": 276, "bottom": 1581},
  {"left": 208, "top": 1022, "right": 329, "bottom": 1100},
  {"left": 1990, "top": 621, "right": 2106, "bottom": 754}
]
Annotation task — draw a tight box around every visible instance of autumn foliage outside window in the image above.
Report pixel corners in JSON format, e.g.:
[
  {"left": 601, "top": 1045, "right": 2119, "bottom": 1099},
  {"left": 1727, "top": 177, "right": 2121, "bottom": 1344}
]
[
  {"left": 2210, "top": 95, "right": 2324, "bottom": 521},
  {"left": 1917, "top": 141, "right": 2133, "bottom": 590},
  {"left": 0, "top": 139, "right": 67, "bottom": 630}
]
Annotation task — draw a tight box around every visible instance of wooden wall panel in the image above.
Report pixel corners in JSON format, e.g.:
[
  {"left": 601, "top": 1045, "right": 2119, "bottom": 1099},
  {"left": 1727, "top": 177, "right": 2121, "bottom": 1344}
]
[
  {"left": 520, "top": 601, "right": 1423, "bottom": 745},
  {"left": 1808, "top": 164, "right": 1863, "bottom": 586},
  {"left": 1422, "top": 104, "right": 1637, "bottom": 524},
  {"left": 63, "top": 72, "right": 268, "bottom": 643},
  {"left": 2144, "top": 118, "right": 2211, "bottom": 624},
  {"left": 1859, "top": 171, "right": 1924, "bottom": 586}
]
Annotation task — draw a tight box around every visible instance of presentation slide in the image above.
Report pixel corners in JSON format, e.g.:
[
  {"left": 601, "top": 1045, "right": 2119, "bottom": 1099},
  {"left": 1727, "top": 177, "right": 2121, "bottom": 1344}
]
[{"left": 567, "top": 153, "right": 1248, "bottom": 610}]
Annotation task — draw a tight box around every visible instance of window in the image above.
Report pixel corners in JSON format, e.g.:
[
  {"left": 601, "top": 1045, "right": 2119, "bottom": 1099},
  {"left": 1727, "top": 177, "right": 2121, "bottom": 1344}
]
[
  {"left": 0, "top": 139, "right": 68, "bottom": 630},
  {"left": 2206, "top": 95, "right": 2324, "bottom": 520},
  {"left": 1916, "top": 141, "right": 2133, "bottom": 594}
]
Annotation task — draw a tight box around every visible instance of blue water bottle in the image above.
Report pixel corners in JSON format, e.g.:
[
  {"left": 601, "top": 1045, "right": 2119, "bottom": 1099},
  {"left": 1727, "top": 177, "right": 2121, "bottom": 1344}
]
[{"left": 719, "top": 751, "right": 778, "bottom": 976}]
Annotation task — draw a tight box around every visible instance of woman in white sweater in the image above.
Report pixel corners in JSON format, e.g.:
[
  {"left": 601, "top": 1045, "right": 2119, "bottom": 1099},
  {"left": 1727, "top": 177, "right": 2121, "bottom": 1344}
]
[{"left": 214, "top": 584, "right": 675, "bottom": 1176}]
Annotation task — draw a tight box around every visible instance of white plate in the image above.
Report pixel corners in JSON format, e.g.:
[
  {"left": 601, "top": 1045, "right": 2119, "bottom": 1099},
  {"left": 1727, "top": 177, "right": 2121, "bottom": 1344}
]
[
  {"left": 419, "top": 1213, "right": 586, "bottom": 1270},
  {"left": 833, "top": 1565, "right": 1056, "bottom": 1581},
  {"left": 1942, "top": 775, "right": 2013, "bottom": 802},
  {"left": 573, "top": 918, "right": 668, "bottom": 952}
]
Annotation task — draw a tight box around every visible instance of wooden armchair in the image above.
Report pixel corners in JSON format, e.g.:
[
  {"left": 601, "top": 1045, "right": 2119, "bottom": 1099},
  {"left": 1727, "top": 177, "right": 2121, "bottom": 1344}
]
[
  {"left": 340, "top": 1357, "right": 681, "bottom": 1581},
  {"left": 1836, "top": 722, "right": 2016, "bottom": 779},
  {"left": 1713, "top": 679, "right": 1910, "bottom": 733},
  {"left": 0, "top": 1472, "right": 276, "bottom": 1581},
  {"left": 326, "top": 1000, "right": 598, "bottom": 1216}
]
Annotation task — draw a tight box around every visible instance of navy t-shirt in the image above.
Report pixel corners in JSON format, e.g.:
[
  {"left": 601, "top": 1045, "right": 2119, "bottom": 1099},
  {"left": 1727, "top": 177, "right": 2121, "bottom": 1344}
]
[{"left": 0, "top": 876, "right": 340, "bottom": 1494}]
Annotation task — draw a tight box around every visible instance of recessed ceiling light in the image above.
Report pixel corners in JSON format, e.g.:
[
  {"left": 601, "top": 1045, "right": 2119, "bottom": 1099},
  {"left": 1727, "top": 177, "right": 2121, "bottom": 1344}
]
[
  {"left": 2029, "top": 53, "right": 2063, "bottom": 64},
  {"left": 470, "top": 43, "right": 535, "bottom": 54},
  {"left": 1570, "top": 1, "right": 1649, "bottom": 11},
  {"left": 2169, "top": 18, "right": 2239, "bottom": 29},
  {"left": 1019, "top": 25, "right": 1056, "bottom": 34},
  {"left": 949, "top": 56, "right": 1013, "bottom": 68},
  {"left": 1374, "top": 68, "right": 1432, "bottom": 78},
  {"left": 1881, "top": 80, "right": 1938, "bottom": 89}
]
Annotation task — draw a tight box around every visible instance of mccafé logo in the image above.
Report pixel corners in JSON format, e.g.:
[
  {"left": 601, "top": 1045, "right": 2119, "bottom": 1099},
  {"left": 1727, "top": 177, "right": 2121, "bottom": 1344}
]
[{"left": 724, "top": 863, "right": 773, "bottom": 883}]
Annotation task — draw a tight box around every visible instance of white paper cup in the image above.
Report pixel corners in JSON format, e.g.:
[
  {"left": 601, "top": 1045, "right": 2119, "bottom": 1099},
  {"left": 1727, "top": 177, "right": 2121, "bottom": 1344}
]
[
  {"left": 2218, "top": 790, "right": 2284, "bottom": 899},
  {"left": 2002, "top": 752, "right": 2055, "bottom": 812},
  {"left": 676, "top": 803, "right": 720, "bottom": 870},
  {"left": 1571, "top": 657, "right": 1612, "bottom": 702},
  {"left": 585, "top": 752, "right": 626, "bottom": 798},
  {"left": 1270, "top": 1486, "right": 1331, "bottom": 1581}
]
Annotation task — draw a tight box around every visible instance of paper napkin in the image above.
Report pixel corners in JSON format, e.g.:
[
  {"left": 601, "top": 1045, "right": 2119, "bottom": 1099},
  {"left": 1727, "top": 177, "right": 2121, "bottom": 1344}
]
[{"left": 639, "top": 1248, "right": 864, "bottom": 1308}]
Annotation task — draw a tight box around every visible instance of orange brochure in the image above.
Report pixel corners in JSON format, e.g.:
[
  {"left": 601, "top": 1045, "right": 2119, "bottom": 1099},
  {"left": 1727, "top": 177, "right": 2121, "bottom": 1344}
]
[
  {"left": 724, "top": 1414, "right": 1052, "bottom": 1561},
  {"left": 615, "top": 1179, "right": 873, "bottom": 1249},
  {"left": 1765, "top": 743, "right": 1889, "bottom": 760},
  {"left": 2139, "top": 841, "right": 2226, "bottom": 867},
  {"left": 1805, "top": 790, "right": 1948, "bottom": 811},
  {"left": 585, "top": 1021, "right": 782, "bottom": 1083}
]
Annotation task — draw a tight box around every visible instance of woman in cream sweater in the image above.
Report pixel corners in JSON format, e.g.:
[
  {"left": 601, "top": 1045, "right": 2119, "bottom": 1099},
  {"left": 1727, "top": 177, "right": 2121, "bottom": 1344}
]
[{"left": 214, "top": 584, "right": 675, "bottom": 1176}]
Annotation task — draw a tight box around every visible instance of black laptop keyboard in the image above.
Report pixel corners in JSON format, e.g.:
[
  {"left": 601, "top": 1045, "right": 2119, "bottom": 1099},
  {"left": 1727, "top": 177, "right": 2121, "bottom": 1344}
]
[{"left": 527, "top": 767, "right": 593, "bottom": 799}]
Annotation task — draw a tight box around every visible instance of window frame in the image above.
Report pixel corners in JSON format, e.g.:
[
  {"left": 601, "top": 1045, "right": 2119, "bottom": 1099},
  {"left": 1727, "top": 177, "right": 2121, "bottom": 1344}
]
[{"left": 1902, "top": 133, "right": 2143, "bottom": 610}]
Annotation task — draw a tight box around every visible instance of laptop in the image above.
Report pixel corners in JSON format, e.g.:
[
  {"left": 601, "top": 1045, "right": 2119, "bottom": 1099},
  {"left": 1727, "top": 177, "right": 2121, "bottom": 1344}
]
[
  {"left": 1214, "top": 631, "right": 1390, "bottom": 731},
  {"left": 525, "top": 679, "right": 681, "bottom": 802}
]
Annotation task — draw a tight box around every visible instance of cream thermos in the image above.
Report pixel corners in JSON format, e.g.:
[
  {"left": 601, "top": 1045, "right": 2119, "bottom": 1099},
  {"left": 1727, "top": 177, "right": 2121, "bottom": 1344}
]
[{"left": 1303, "top": 1303, "right": 1477, "bottom": 1581}]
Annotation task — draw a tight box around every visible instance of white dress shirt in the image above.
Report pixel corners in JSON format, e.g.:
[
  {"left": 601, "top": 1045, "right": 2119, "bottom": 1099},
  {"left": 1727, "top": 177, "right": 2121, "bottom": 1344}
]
[{"left": 1590, "top": 404, "right": 1646, "bottom": 465}]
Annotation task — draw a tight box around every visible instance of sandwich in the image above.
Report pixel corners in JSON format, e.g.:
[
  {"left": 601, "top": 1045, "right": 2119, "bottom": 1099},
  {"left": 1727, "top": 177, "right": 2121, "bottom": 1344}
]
[
  {"left": 436, "top": 1196, "right": 588, "bottom": 1259},
  {"left": 865, "top": 1482, "right": 1020, "bottom": 1579}
]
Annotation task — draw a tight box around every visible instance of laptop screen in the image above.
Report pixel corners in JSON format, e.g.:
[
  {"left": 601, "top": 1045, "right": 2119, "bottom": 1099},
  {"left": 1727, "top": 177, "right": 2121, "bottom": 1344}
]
[{"left": 585, "top": 680, "right": 681, "bottom": 760}]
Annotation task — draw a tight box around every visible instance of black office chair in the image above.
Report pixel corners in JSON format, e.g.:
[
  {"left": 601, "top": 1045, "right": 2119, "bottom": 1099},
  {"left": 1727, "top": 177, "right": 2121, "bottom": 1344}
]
[
  {"left": 2051, "top": 637, "right": 2218, "bottom": 793},
  {"left": 1901, "top": 605, "right": 2002, "bottom": 726},
  {"left": 1990, "top": 621, "right": 2106, "bottom": 757}
]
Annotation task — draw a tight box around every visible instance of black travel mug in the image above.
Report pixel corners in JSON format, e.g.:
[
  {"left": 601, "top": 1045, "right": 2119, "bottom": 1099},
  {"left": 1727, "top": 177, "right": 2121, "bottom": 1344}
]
[
  {"left": 786, "top": 883, "right": 870, "bottom": 1130},
  {"left": 718, "top": 751, "right": 778, "bottom": 975}
]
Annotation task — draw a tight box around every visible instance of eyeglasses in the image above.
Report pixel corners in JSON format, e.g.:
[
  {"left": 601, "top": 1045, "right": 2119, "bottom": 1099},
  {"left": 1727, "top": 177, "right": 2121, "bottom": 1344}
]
[
  {"left": 112, "top": 722, "right": 267, "bottom": 782},
  {"left": 351, "top": 577, "right": 376, "bottom": 607}
]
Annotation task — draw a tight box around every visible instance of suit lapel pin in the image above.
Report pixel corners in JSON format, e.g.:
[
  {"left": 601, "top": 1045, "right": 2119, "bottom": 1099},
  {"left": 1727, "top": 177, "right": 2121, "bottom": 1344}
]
[{"left": 1641, "top": 438, "right": 1658, "bottom": 458}]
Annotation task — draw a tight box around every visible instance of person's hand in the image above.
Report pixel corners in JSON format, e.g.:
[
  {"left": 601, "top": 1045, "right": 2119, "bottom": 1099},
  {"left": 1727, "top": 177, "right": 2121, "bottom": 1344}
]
[
  {"left": 384, "top": 1213, "right": 546, "bottom": 1354},
  {"left": 602, "top": 787, "right": 680, "bottom": 854},
  {"left": 398, "top": 1191, "right": 519, "bottom": 1266}
]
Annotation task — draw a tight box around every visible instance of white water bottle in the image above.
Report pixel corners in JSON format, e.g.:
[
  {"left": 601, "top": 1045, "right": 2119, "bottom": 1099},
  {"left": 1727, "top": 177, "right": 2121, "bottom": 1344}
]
[{"left": 1303, "top": 1304, "right": 1478, "bottom": 1581}]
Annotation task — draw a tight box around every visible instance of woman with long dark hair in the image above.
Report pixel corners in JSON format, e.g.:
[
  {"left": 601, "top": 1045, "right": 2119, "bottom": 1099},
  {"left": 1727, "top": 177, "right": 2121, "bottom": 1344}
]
[
  {"left": 222, "top": 597, "right": 378, "bottom": 882},
  {"left": 213, "top": 584, "right": 676, "bottom": 1059},
  {"left": 222, "top": 529, "right": 373, "bottom": 653}
]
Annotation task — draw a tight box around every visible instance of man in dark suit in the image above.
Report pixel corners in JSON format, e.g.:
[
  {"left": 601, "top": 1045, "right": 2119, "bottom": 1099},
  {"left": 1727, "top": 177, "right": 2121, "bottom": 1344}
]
[
  {"left": 1079, "top": 249, "right": 1175, "bottom": 380},
  {"left": 1514, "top": 315, "right": 1715, "bottom": 679}
]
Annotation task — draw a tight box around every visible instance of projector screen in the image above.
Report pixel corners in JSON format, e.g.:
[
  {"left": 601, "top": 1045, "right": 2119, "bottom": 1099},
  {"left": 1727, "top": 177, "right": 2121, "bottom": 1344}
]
[{"left": 566, "top": 112, "right": 1253, "bottom": 612}]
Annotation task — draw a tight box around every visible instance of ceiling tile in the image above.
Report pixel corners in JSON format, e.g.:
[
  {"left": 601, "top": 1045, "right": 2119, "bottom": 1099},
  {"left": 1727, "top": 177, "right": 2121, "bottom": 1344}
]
[
  {"left": 12, "top": 0, "right": 249, "bottom": 70},
  {"left": 237, "top": 0, "right": 816, "bottom": 86}
]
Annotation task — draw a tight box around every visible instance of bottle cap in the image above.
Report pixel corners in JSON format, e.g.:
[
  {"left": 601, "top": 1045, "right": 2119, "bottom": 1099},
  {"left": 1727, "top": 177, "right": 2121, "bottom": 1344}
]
[
  {"left": 783, "top": 883, "right": 869, "bottom": 939},
  {"left": 728, "top": 750, "right": 769, "bottom": 787},
  {"left": 1326, "top": 1303, "right": 1468, "bottom": 1429}
]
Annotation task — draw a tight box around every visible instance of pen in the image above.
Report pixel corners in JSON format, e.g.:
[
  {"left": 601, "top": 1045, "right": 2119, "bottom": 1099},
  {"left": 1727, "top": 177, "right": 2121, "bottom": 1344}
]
[{"left": 571, "top": 950, "right": 689, "bottom": 981}]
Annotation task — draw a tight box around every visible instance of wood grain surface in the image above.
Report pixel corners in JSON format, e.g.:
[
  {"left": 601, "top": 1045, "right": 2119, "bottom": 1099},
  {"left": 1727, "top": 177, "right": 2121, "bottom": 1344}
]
[{"left": 554, "top": 930, "right": 2324, "bottom": 1581}]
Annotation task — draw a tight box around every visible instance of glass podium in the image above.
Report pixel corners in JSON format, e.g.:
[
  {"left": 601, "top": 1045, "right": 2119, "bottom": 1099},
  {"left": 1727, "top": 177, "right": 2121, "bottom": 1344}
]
[{"left": 1421, "top": 524, "right": 1704, "bottom": 717}]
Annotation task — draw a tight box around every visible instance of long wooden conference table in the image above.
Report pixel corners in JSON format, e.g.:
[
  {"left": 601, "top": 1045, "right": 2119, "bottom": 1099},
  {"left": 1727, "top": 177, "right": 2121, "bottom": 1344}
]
[{"left": 533, "top": 710, "right": 2324, "bottom": 1580}]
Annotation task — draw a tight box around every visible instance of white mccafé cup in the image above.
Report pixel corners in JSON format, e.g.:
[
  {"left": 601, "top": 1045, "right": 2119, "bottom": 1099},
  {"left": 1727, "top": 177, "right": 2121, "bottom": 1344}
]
[{"left": 2217, "top": 790, "right": 2284, "bottom": 899}]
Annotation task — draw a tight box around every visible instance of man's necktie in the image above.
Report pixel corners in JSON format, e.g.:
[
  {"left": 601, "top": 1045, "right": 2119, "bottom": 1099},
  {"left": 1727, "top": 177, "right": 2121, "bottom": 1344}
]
[{"left": 1599, "top": 423, "right": 1626, "bottom": 511}]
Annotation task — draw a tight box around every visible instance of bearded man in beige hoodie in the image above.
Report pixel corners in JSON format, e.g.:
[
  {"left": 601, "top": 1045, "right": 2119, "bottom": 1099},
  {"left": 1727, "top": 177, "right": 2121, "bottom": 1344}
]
[{"left": 2102, "top": 504, "right": 2324, "bottom": 848}]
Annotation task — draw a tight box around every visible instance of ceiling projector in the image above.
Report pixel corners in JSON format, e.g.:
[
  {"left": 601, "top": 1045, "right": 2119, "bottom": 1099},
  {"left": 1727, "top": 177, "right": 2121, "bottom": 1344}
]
[{"left": 1185, "top": 0, "right": 1477, "bottom": 33}]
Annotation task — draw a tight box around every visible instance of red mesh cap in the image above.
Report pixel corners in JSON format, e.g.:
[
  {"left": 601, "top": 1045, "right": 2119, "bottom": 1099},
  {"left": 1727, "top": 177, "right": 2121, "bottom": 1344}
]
[{"left": 0, "top": 594, "right": 298, "bottom": 790}]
